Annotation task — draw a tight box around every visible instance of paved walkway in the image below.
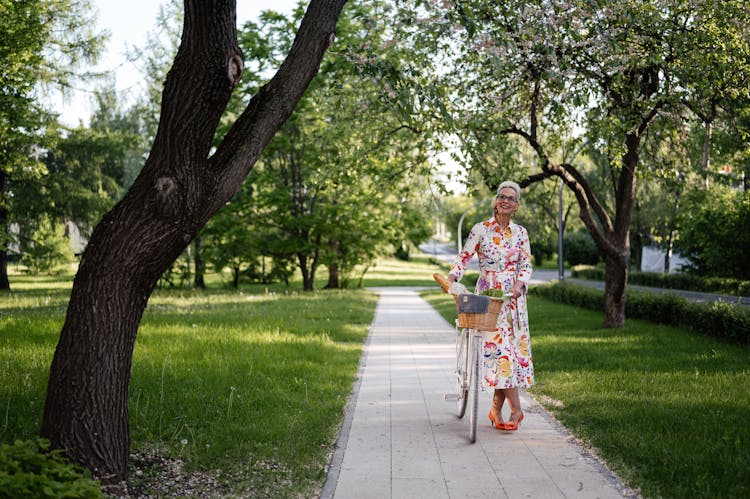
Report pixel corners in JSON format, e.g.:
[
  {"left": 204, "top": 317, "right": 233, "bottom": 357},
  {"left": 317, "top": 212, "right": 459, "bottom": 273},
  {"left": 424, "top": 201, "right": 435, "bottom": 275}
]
[{"left": 321, "top": 288, "right": 637, "bottom": 499}]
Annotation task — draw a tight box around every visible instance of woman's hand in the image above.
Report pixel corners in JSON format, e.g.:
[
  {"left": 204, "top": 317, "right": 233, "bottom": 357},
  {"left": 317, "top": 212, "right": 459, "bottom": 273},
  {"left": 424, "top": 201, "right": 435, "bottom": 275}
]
[{"left": 510, "top": 282, "right": 525, "bottom": 299}]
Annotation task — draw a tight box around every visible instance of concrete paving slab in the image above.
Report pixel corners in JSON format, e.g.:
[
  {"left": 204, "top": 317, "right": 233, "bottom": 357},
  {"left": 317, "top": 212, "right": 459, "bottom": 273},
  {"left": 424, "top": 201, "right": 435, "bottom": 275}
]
[{"left": 321, "top": 288, "right": 638, "bottom": 499}]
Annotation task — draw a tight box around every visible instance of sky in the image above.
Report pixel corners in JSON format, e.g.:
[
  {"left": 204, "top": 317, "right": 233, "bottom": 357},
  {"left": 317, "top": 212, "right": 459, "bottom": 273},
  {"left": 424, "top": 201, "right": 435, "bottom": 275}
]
[{"left": 55, "top": 0, "right": 298, "bottom": 126}]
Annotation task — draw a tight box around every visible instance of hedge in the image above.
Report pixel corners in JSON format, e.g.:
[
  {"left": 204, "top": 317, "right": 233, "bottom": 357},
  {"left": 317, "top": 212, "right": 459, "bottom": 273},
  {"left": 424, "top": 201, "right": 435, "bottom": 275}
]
[
  {"left": 530, "top": 281, "right": 750, "bottom": 345},
  {"left": 571, "top": 265, "right": 750, "bottom": 297}
]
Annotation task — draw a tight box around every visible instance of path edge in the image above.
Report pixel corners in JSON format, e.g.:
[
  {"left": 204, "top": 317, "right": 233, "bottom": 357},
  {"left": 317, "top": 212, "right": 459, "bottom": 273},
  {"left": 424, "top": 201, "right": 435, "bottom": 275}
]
[{"left": 318, "top": 306, "right": 377, "bottom": 498}]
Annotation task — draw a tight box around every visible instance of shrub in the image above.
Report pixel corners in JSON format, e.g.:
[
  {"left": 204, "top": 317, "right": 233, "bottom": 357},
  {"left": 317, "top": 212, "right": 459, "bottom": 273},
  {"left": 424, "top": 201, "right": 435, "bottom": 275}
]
[
  {"left": 570, "top": 266, "right": 750, "bottom": 297},
  {"left": 571, "top": 265, "right": 604, "bottom": 280},
  {"left": 530, "top": 282, "right": 750, "bottom": 345},
  {"left": 394, "top": 245, "right": 410, "bottom": 261},
  {"left": 530, "top": 235, "right": 555, "bottom": 267},
  {"left": 676, "top": 187, "right": 750, "bottom": 280},
  {"left": 0, "top": 439, "right": 102, "bottom": 498},
  {"left": 626, "top": 290, "right": 688, "bottom": 326}
]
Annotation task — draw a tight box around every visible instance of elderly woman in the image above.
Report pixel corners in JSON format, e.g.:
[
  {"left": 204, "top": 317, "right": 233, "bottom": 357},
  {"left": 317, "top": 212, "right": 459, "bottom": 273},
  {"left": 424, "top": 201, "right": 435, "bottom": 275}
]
[{"left": 447, "top": 180, "right": 533, "bottom": 431}]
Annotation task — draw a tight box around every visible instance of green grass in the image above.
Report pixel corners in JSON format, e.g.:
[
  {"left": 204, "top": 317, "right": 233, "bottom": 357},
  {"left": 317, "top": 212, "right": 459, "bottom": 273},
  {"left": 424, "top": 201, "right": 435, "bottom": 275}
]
[
  {"left": 14, "top": 254, "right": 749, "bottom": 497},
  {"left": 421, "top": 289, "right": 750, "bottom": 499},
  {"left": 1, "top": 271, "right": 380, "bottom": 497},
  {"left": 356, "top": 255, "right": 450, "bottom": 287}
]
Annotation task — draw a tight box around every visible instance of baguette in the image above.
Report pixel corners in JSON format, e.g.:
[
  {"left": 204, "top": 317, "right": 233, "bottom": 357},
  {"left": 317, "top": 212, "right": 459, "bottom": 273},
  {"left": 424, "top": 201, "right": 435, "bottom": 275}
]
[{"left": 432, "top": 273, "right": 451, "bottom": 293}]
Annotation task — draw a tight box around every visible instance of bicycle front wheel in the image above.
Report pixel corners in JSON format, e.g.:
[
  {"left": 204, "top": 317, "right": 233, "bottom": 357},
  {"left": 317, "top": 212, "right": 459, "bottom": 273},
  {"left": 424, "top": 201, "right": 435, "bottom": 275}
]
[
  {"left": 468, "top": 334, "right": 482, "bottom": 443},
  {"left": 455, "top": 328, "right": 469, "bottom": 418}
]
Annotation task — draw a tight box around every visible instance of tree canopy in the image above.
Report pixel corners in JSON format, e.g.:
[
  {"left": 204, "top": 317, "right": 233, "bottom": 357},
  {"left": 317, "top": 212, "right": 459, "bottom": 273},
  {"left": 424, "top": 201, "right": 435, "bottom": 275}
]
[{"left": 398, "top": 0, "right": 750, "bottom": 326}]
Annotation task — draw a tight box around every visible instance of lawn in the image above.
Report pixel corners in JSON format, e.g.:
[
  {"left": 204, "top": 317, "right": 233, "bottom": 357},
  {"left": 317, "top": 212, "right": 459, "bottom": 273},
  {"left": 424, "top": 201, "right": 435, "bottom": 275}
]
[
  {"left": 1, "top": 256, "right": 450, "bottom": 496},
  {"left": 2, "top": 270, "right": 385, "bottom": 496}
]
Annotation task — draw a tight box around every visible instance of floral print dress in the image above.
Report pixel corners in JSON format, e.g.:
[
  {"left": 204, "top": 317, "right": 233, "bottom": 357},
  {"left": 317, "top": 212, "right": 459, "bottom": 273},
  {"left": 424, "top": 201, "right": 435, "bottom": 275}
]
[{"left": 449, "top": 217, "right": 534, "bottom": 390}]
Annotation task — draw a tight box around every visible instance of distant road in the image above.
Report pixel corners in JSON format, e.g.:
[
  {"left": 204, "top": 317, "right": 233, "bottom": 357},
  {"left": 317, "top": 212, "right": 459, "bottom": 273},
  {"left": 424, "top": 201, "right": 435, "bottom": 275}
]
[
  {"left": 419, "top": 240, "right": 748, "bottom": 307},
  {"left": 419, "top": 240, "right": 566, "bottom": 282},
  {"left": 419, "top": 240, "right": 477, "bottom": 271}
]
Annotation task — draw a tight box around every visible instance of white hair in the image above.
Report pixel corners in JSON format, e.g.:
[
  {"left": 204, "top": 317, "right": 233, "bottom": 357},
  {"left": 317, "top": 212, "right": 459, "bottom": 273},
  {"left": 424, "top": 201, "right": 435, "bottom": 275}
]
[{"left": 496, "top": 181, "right": 522, "bottom": 203}]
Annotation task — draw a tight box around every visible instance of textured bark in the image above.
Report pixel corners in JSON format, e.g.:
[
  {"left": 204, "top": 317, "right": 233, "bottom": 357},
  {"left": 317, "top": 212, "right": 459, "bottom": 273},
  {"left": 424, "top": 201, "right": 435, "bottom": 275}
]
[
  {"left": 601, "top": 132, "right": 638, "bottom": 328},
  {"left": 41, "top": 0, "right": 347, "bottom": 484},
  {"left": 604, "top": 252, "right": 628, "bottom": 327}
]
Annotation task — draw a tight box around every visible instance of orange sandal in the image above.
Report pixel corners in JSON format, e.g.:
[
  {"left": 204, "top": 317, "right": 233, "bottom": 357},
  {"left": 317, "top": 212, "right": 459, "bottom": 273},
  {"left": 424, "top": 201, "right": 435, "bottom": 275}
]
[
  {"left": 504, "top": 412, "right": 524, "bottom": 431},
  {"left": 488, "top": 410, "right": 507, "bottom": 430}
]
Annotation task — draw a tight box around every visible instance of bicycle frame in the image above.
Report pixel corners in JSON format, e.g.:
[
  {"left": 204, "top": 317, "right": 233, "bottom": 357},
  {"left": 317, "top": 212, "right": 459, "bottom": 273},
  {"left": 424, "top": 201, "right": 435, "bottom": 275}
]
[{"left": 452, "top": 326, "right": 482, "bottom": 443}]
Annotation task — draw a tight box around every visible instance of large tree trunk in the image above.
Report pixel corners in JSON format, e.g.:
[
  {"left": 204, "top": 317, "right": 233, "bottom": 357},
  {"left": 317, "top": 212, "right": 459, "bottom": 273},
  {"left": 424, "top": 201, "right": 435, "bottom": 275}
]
[
  {"left": 602, "top": 132, "right": 639, "bottom": 327},
  {"left": 603, "top": 252, "right": 629, "bottom": 327},
  {"left": 41, "top": 0, "right": 347, "bottom": 486}
]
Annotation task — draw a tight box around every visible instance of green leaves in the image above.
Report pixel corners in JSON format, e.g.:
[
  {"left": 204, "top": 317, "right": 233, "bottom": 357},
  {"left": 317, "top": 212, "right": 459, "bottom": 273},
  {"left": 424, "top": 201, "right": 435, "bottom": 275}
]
[
  {"left": 0, "top": 439, "right": 102, "bottom": 498},
  {"left": 1, "top": 0, "right": 106, "bottom": 286},
  {"left": 676, "top": 186, "right": 750, "bottom": 280}
]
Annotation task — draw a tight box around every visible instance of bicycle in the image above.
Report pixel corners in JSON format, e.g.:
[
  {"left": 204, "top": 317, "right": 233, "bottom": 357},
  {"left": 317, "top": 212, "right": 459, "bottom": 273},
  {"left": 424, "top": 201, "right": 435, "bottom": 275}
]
[
  {"left": 433, "top": 273, "right": 507, "bottom": 443},
  {"left": 451, "top": 325, "right": 483, "bottom": 442}
]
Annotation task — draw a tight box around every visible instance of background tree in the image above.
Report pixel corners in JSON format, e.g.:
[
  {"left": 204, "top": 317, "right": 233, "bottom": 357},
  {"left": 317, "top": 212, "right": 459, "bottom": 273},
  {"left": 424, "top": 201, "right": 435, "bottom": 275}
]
[
  {"left": 18, "top": 214, "right": 74, "bottom": 274},
  {"left": 219, "top": 0, "right": 436, "bottom": 291},
  {"left": 676, "top": 186, "right": 750, "bottom": 280},
  {"left": 676, "top": 2, "right": 750, "bottom": 185},
  {"left": 87, "top": 86, "right": 150, "bottom": 195},
  {"left": 41, "top": 0, "right": 348, "bottom": 486},
  {"left": 0, "top": 0, "right": 103, "bottom": 289},
  {"left": 201, "top": 182, "right": 278, "bottom": 287},
  {"left": 10, "top": 88, "right": 139, "bottom": 275}
]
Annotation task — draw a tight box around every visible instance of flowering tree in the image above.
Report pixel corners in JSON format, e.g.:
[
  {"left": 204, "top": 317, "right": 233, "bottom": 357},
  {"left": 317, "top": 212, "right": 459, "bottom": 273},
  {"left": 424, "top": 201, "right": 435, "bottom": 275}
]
[{"left": 405, "top": 0, "right": 750, "bottom": 326}]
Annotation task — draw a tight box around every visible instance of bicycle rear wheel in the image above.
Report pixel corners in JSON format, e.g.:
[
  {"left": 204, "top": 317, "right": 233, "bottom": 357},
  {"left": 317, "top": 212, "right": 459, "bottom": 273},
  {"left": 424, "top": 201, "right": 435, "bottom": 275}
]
[
  {"left": 455, "top": 329, "right": 469, "bottom": 418},
  {"left": 468, "top": 334, "right": 481, "bottom": 443}
]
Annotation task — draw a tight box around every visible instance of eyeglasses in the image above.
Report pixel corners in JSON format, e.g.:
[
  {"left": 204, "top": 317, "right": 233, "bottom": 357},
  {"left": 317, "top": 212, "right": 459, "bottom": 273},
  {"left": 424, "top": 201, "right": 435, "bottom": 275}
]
[{"left": 496, "top": 195, "right": 517, "bottom": 203}]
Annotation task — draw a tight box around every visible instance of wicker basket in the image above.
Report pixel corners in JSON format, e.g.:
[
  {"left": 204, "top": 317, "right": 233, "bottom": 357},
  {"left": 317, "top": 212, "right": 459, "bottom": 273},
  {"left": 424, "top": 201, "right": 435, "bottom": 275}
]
[
  {"left": 432, "top": 273, "right": 503, "bottom": 331},
  {"left": 456, "top": 295, "right": 503, "bottom": 331}
]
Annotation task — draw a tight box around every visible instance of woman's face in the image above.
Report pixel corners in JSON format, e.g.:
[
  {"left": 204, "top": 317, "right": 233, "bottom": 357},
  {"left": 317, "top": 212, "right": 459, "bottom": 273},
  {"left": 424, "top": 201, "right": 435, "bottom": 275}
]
[{"left": 494, "top": 187, "right": 518, "bottom": 220}]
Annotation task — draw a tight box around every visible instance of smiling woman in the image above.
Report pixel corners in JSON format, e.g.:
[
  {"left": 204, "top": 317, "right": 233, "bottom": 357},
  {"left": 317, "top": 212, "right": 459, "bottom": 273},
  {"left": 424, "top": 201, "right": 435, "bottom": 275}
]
[{"left": 445, "top": 180, "right": 534, "bottom": 432}]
